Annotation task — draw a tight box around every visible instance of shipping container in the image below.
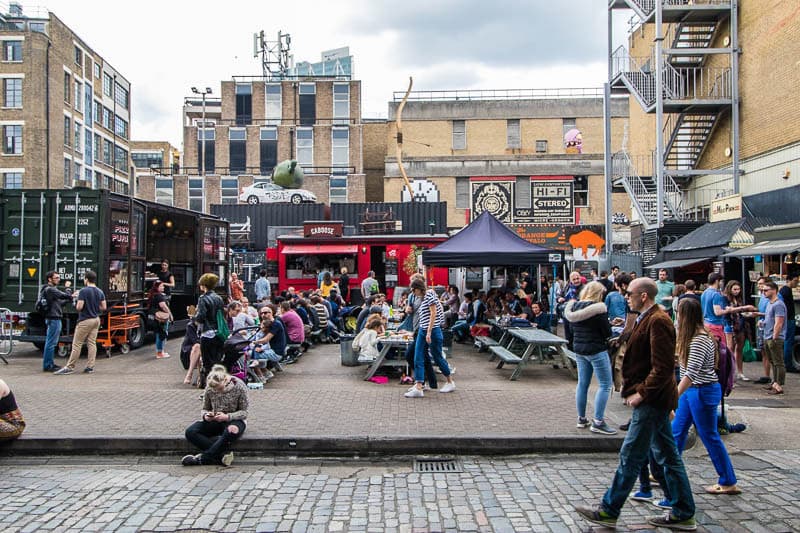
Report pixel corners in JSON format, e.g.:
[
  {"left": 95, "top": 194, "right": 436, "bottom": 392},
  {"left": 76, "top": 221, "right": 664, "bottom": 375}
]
[{"left": 0, "top": 188, "right": 229, "bottom": 351}]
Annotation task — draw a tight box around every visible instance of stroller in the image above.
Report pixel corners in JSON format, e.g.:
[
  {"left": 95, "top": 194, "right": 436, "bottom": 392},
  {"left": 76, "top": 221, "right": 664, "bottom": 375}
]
[
  {"left": 339, "top": 305, "right": 361, "bottom": 334},
  {"left": 222, "top": 326, "right": 261, "bottom": 384}
]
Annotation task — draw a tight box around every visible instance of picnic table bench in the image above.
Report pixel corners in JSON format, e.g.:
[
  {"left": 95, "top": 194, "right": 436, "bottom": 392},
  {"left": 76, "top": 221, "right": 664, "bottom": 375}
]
[
  {"left": 497, "top": 327, "right": 577, "bottom": 381},
  {"left": 489, "top": 345, "right": 522, "bottom": 367}
]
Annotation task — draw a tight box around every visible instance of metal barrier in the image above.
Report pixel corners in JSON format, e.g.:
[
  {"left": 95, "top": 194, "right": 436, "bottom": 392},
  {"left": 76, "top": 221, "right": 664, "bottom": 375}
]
[{"left": 0, "top": 308, "right": 14, "bottom": 363}]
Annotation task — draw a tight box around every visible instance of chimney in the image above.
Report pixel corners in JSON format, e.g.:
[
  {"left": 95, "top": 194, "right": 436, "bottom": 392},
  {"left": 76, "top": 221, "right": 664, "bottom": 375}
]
[{"left": 9, "top": 2, "right": 23, "bottom": 16}]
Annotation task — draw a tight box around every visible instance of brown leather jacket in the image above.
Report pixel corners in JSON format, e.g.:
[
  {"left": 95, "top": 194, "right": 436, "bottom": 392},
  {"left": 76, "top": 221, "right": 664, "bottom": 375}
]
[{"left": 621, "top": 306, "right": 679, "bottom": 411}]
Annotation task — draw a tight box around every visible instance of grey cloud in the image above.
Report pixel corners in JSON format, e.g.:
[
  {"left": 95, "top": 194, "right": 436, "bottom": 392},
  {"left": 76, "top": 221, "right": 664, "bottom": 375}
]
[{"left": 350, "top": 0, "right": 608, "bottom": 68}]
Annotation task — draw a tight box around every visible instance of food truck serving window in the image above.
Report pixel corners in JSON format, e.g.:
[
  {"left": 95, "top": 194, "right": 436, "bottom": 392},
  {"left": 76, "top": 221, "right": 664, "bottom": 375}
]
[{"left": 281, "top": 244, "right": 358, "bottom": 254}]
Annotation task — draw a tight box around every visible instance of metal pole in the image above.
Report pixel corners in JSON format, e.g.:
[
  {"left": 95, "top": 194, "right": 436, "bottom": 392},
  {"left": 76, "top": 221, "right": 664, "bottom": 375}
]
[
  {"left": 731, "top": 0, "right": 740, "bottom": 194},
  {"left": 655, "top": 2, "right": 665, "bottom": 228},
  {"left": 604, "top": 82, "right": 613, "bottom": 267},
  {"left": 201, "top": 92, "right": 206, "bottom": 177}
]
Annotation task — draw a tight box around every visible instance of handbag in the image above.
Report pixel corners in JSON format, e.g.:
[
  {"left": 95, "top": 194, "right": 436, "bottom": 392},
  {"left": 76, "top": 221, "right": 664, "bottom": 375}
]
[{"left": 155, "top": 310, "right": 171, "bottom": 323}]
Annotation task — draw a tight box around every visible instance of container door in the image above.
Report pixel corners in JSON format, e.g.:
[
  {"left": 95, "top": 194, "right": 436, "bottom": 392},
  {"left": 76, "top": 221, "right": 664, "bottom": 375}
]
[
  {"left": 199, "top": 218, "right": 229, "bottom": 292},
  {"left": 53, "top": 190, "right": 104, "bottom": 290}
]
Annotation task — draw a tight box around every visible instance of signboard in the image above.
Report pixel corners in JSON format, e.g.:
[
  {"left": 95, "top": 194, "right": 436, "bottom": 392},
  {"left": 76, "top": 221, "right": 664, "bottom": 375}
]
[
  {"left": 530, "top": 178, "right": 574, "bottom": 224},
  {"left": 303, "top": 221, "right": 343, "bottom": 238},
  {"left": 513, "top": 224, "right": 606, "bottom": 259},
  {"left": 470, "top": 176, "right": 575, "bottom": 224},
  {"left": 548, "top": 253, "right": 562, "bottom": 262},
  {"left": 710, "top": 194, "right": 742, "bottom": 222}
]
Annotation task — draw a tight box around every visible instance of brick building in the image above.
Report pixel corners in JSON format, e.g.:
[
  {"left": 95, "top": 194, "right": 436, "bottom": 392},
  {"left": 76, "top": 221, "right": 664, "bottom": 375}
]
[
  {"left": 0, "top": 4, "right": 132, "bottom": 193},
  {"left": 130, "top": 141, "right": 179, "bottom": 204},
  {"left": 136, "top": 76, "right": 365, "bottom": 212},
  {"left": 381, "top": 88, "right": 631, "bottom": 258}
]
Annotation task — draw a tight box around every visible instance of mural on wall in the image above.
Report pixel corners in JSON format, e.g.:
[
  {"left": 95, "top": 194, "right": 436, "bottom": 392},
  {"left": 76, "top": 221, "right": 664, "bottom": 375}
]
[
  {"left": 564, "top": 129, "right": 583, "bottom": 154},
  {"left": 513, "top": 224, "right": 606, "bottom": 259},
  {"left": 470, "top": 176, "right": 575, "bottom": 224},
  {"left": 400, "top": 179, "right": 440, "bottom": 202}
]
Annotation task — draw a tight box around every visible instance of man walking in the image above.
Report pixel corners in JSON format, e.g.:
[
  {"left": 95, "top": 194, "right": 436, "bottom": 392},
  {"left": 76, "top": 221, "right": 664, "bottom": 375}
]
[
  {"left": 40, "top": 271, "right": 73, "bottom": 372},
  {"left": 361, "top": 271, "right": 379, "bottom": 302},
  {"left": 655, "top": 269, "right": 675, "bottom": 313},
  {"left": 763, "top": 281, "right": 787, "bottom": 395},
  {"left": 779, "top": 274, "right": 798, "bottom": 372},
  {"left": 575, "top": 277, "right": 696, "bottom": 531},
  {"left": 254, "top": 269, "right": 270, "bottom": 304},
  {"left": 701, "top": 273, "right": 727, "bottom": 345},
  {"left": 56, "top": 271, "right": 106, "bottom": 375}
]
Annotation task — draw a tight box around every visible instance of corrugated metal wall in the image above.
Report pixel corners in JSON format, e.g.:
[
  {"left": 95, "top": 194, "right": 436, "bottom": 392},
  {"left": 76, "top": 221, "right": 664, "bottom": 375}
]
[{"left": 211, "top": 202, "right": 448, "bottom": 250}]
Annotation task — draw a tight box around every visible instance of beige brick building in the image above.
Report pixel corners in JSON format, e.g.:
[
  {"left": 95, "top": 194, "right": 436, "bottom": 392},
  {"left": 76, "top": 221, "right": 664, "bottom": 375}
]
[
  {"left": 130, "top": 141, "right": 179, "bottom": 204},
  {"left": 381, "top": 89, "right": 630, "bottom": 255},
  {"left": 0, "top": 5, "right": 132, "bottom": 193},
  {"left": 138, "top": 77, "right": 366, "bottom": 212}
]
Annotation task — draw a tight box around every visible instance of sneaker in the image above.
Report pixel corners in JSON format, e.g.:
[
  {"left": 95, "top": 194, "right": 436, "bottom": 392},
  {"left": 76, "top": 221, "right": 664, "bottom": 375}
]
[
  {"left": 574, "top": 505, "right": 617, "bottom": 529},
  {"left": 221, "top": 452, "right": 234, "bottom": 467},
  {"left": 647, "top": 513, "right": 697, "bottom": 531},
  {"left": 652, "top": 498, "right": 672, "bottom": 510},
  {"left": 439, "top": 381, "right": 456, "bottom": 393},
  {"left": 737, "top": 373, "right": 751, "bottom": 382},
  {"left": 591, "top": 420, "right": 618, "bottom": 435},
  {"left": 53, "top": 367, "right": 74, "bottom": 375},
  {"left": 755, "top": 376, "right": 772, "bottom": 384},
  {"left": 576, "top": 417, "right": 590, "bottom": 428},
  {"left": 263, "top": 370, "right": 275, "bottom": 381},
  {"left": 407, "top": 384, "right": 430, "bottom": 392},
  {"left": 156, "top": 352, "right": 170, "bottom": 359},
  {"left": 181, "top": 454, "right": 202, "bottom": 466},
  {"left": 729, "top": 422, "right": 747, "bottom": 433},
  {"left": 404, "top": 387, "right": 424, "bottom": 398},
  {"left": 631, "top": 490, "right": 653, "bottom": 501},
  {"left": 83, "top": 367, "right": 94, "bottom": 374},
  {"left": 44, "top": 365, "right": 61, "bottom": 372}
]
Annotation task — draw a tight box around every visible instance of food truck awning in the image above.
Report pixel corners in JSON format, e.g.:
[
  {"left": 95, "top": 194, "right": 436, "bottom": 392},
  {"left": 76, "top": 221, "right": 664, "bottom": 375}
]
[
  {"left": 645, "top": 258, "right": 707, "bottom": 270},
  {"left": 281, "top": 243, "right": 359, "bottom": 255}
]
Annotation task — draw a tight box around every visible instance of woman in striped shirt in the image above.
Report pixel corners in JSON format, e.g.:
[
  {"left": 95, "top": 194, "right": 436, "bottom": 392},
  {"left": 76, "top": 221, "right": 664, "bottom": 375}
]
[
  {"left": 405, "top": 279, "right": 456, "bottom": 398},
  {"left": 672, "top": 298, "right": 741, "bottom": 496}
]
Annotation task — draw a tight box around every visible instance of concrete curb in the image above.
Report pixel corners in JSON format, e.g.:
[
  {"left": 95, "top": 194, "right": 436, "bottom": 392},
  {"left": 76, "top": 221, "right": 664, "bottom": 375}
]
[{"left": 1, "top": 434, "right": 624, "bottom": 456}]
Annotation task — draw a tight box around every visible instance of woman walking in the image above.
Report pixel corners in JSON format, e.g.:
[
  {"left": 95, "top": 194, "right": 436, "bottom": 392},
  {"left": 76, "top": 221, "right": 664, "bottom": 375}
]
[
  {"left": 194, "top": 273, "right": 226, "bottom": 388},
  {"left": 563, "top": 281, "right": 616, "bottom": 435},
  {"left": 148, "top": 281, "right": 173, "bottom": 359},
  {"left": 405, "top": 278, "right": 455, "bottom": 398},
  {"left": 183, "top": 364, "right": 248, "bottom": 467},
  {"left": 672, "top": 297, "right": 741, "bottom": 495},
  {"left": 722, "top": 280, "right": 750, "bottom": 381}
]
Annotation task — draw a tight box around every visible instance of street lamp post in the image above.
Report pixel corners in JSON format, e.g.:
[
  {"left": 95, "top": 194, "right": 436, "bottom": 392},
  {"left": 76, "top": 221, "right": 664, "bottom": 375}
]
[{"left": 191, "top": 87, "right": 212, "bottom": 176}]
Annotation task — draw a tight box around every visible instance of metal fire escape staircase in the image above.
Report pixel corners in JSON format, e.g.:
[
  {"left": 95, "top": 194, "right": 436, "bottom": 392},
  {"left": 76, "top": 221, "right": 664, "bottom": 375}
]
[{"left": 608, "top": 0, "right": 736, "bottom": 231}]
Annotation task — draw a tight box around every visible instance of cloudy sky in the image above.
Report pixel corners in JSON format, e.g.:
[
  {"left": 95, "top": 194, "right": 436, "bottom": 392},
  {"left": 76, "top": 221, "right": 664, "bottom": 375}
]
[{"left": 40, "top": 0, "right": 630, "bottom": 149}]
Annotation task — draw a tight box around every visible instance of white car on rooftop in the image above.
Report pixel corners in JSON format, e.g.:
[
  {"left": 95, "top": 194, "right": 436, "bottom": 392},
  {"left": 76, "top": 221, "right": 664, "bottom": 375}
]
[{"left": 239, "top": 182, "right": 317, "bottom": 205}]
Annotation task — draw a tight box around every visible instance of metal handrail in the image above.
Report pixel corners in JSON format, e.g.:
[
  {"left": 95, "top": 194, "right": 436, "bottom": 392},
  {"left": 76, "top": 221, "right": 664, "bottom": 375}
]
[{"left": 391, "top": 87, "right": 605, "bottom": 102}]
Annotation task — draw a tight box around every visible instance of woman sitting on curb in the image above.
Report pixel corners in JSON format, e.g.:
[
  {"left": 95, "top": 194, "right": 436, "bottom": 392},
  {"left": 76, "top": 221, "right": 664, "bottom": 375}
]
[
  {"left": 182, "top": 365, "right": 248, "bottom": 467},
  {"left": 0, "top": 377, "right": 25, "bottom": 440}
]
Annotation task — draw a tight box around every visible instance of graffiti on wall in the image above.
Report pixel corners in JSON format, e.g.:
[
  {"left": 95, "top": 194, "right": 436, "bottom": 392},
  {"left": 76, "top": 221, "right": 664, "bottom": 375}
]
[{"left": 513, "top": 224, "right": 606, "bottom": 259}]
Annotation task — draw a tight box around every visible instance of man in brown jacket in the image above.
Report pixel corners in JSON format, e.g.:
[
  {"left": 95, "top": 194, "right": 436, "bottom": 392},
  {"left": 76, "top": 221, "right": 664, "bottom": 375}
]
[{"left": 576, "top": 277, "right": 697, "bottom": 531}]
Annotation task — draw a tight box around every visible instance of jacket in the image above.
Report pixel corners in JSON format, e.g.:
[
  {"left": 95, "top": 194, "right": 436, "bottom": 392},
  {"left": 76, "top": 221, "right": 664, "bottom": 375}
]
[
  {"left": 195, "top": 291, "right": 224, "bottom": 333},
  {"left": 43, "top": 285, "right": 73, "bottom": 320},
  {"left": 564, "top": 301, "right": 612, "bottom": 355},
  {"left": 620, "top": 306, "right": 679, "bottom": 411}
]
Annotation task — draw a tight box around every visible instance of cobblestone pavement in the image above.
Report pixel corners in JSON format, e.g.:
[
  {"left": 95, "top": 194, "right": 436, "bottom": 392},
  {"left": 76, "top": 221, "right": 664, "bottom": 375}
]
[{"left": 0, "top": 450, "right": 798, "bottom": 533}]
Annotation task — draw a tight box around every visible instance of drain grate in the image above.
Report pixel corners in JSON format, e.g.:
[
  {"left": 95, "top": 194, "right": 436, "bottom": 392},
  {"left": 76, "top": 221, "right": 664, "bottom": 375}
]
[{"left": 414, "top": 457, "right": 463, "bottom": 473}]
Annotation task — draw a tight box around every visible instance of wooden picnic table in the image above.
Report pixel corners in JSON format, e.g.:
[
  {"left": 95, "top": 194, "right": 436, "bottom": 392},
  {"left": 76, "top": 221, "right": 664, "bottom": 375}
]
[
  {"left": 488, "top": 327, "right": 577, "bottom": 381},
  {"left": 363, "top": 336, "right": 412, "bottom": 381}
]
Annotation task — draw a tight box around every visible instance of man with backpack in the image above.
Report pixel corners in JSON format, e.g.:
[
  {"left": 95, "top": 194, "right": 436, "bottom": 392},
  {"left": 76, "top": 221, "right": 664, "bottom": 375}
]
[
  {"left": 55, "top": 271, "right": 106, "bottom": 375},
  {"left": 39, "top": 271, "right": 73, "bottom": 372}
]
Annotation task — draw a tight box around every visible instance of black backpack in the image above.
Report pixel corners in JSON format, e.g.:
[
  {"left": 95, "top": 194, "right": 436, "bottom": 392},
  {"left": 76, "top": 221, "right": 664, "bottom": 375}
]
[{"left": 35, "top": 286, "right": 50, "bottom": 315}]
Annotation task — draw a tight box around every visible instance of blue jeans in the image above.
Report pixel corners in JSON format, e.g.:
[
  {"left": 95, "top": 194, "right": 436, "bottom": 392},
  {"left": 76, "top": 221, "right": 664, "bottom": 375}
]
[
  {"left": 451, "top": 320, "right": 469, "bottom": 341},
  {"left": 672, "top": 382, "right": 737, "bottom": 487},
  {"left": 575, "top": 351, "right": 613, "bottom": 422},
  {"left": 155, "top": 321, "right": 169, "bottom": 352},
  {"left": 601, "top": 403, "right": 695, "bottom": 520},
  {"left": 784, "top": 319, "right": 796, "bottom": 370},
  {"left": 43, "top": 318, "right": 62, "bottom": 370},
  {"left": 414, "top": 327, "right": 449, "bottom": 383}
]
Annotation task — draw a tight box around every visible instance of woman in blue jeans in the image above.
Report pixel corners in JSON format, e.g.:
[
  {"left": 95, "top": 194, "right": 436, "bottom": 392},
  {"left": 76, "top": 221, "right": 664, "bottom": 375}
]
[
  {"left": 673, "top": 297, "right": 741, "bottom": 495},
  {"left": 564, "top": 282, "right": 616, "bottom": 435}
]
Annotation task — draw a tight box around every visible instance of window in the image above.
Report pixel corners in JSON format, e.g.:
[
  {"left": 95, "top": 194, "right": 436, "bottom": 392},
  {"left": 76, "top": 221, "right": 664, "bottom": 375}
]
[
  {"left": 114, "top": 145, "right": 128, "bottom": 172},
  {"left": 535, "top": 140, "right": 548, "bottom": 153},
  {"left": 331, "top": 127, "right": 349, "bottom": 171},
  {"left": 189, "top": 178, "right": 204, "bottom": 212},
  {"left": 85, "top": 168, "right": 92, "bottom": 184},
  {"left": 64, "top": 116, "right": 71, "bottom": 146},
  {"left": 94, "top": 62, "right": 100, "bottom": 79},
  {"left": 103, "top": 139, "right": 112, "bottom": 165},
  {"left": 131, "top": 151, "right": 162, "bottom": 170},
  {"left": 197, "top": 128, "right": 215, "bottom": 174},
  {"left": 84, "top": 85, "right": 92, "bottom": 123},
  {"left": 93, "top": 100, "right": 100, "bottom": 124},
  {"left": 94, "top": 134, "right": 101, "bottom": 161},
  {"left": 515, "top": 177, "right": 531, "bottom": 208},
  {"left": 74, "top": 80, "right": 81, "bottom": 111},
  {"left": 4, "top": 78, "right": 21, "bottom": 108},
  {"left": 155, "top": 178, "right": 173, "bottom": 206},
  {"left": 229, "top": 128, "right": 246, "bottom": 174},
  {"left": 85, "top": 129, "right": 92, "bottom": 164},
  {"left": 329, "top": 175, "right": 347, "bottom": 203},
  {"left": 3, "top": 172, "right": 22, "bottom": 188},
  {"left": 265, "top": 83, "right": 281, "bottom": 125},
  {"left": 3, "top": 125, "right": 22, "bottom": 154},
  {"left": 333, "top": 83, "right": 349, "bottom": 124},
  {"left": 74, "top": 46, "right": 82, "bottom": 67},
  {"left": 114, "top": 115, "right": 128, "bottom": 139},
  {"left": 455, "top": 177, "right": 470, "bottom": 209},
  {"left": 64, "top": 72, "right": 71, "bottom": 104},
  {"left": 507, "top": 119, "right": 520, "bottom": 149},
  {"left": 74, "top": 122, "right": 81, "bottom": 151},
  {"left": 114, "top": 82, "right": 128, "bottom": 109},
  {"left": 74, "top": 162, "right": 82, "bottom": 183},
  {"left": 562, "top": 117, "right": 576, "bottom": 138},
  {"left": 4, "top": 41, "right": 22, "bottom": 61},
  {"left": 85, "top": 59, "right": 92, "bottom": 79},
  {"left": 574, "top": 175, "right": 589, "bottom": 207},
  {"left": 296, "top": 128, "right": 313, "bottom": 167},
  {"left": 298, "top": 83, "right": 316, "bottom": 126},
  {"left": 102, "top": 107, "right": 112, "bottom": 130},
  {"left": 103, "top": 73, "right": 112, "bottom": 97},
  {"left": 259, "top": 127, "right": 278, "bottom": 175},
  {"left": 29, "top": 22, "right": 45, "bottom": 33},
  {"left": 452, "top": 120, "right": 466, "bottom": 150},
  {"left": 221, "top": 178, "right": 239, "bottom": 204},
  {"left": 63, "top": 158, "right": 71, "bottom": 187},
  {"left": 235, "top": 83, "right": 252, "bottom": 126}
]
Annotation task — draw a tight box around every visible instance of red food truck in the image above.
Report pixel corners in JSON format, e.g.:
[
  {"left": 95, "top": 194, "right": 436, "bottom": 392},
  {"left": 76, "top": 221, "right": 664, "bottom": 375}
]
[{"left": 271, "top": 221, "right": 448, "bottom": 304}]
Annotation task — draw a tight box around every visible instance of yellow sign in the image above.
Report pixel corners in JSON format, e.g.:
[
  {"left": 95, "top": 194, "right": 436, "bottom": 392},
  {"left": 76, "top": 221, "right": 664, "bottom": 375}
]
[
  {"left": 27, "top": 267, "right": 37, "bottom": 277},
  {"left": 710, "top": 194, "right": 742, "bottom": 222}
]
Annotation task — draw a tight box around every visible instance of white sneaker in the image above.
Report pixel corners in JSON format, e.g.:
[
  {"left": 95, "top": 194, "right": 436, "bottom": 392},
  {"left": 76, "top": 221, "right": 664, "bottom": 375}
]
[
  {"left": 263, "top": 370, "right": 275, "bottom": 381},
  {"left": 738, "top": 373, "right": 751, "bottom": 382},
  {"left": 439, "top": 381, "right": 456, "bottom": 393},
  {"left": 404, "top": 387, "right": 424, "bottom": 398},
  {"left": 407, "top": 384, "right": 430, "bottom": 392}
]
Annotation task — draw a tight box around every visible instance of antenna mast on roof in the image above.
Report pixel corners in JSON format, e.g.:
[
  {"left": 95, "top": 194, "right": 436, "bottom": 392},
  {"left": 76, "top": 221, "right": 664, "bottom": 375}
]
[{"left": 253, "top": 30, "right": 291, "bottom": 80}]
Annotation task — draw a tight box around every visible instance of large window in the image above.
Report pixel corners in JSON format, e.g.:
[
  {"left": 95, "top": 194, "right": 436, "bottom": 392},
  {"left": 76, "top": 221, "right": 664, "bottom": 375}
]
[
  {"left": 73, "top": 162, "right": 82, "bottom": 183},
  {"left": 259, "top": 127, "right": 278, "bottom": 175},
  {"left": 114, "top": 82, "right": 129, "bottom": 109},
  {"left": 265, "top": 84, "right": 281, "bottom": 125},
  {"left": 235, "top": 83, "right": 252, "bottom": 126},
  {"left": 452, "top": 120, "right": 466, "bottom": 150},
  {"left": 221, "top": 178, "right": 239, "bottom": 204},
  {"left": 94, "top": 134, "right": 101, "bottom": 161},
  {"left": 507, "top": 119, "right": 520, "bottom": 149},
  {"left": 63, "top": 158, "right": 71, "bottom": 187},
  {"left": 74, "top": 80, "right": 82, "bottom": 112},
  {"left": 64, "top": 72, "right": 70, "bottom": 104},
  {"left": 455, "top": 177, "right": 469, "bottom": 209},
  {"left": 574, "top": 175, "right": 589, "bottom": 207},
  {"left": 331, "top": 127, "right": 349, "bottom": 171},
  {"left": 3, "top": 124, "right": 22, "bottom": 154},
  {"left": 64, "top": 116, "right": 71, "bottom": 147},
  {"left": 329, "top": 175, "right": 347, "bottom": 203},
  {"left": 74, "top": 122, "right": 81, "bottom": 151},
  {"left": 298, "top": 83, "right": 316, "bottom": 126},
  {"left": 3, "top": 40, "right": 22, "bottom": 61},
  {"left": 94, "top": 62, "right": 100, "bottom": 79},
  {"left": 4, "top": 78, "right": 22, "bottom": 108},
  {"left": 103, "top": 139, "right": 112, "bottom": 165},
  {"left": 102, "top": 106, "right": 112, "bottom": 130},
  {"left": 84, "top": 85, "right": 92, "bottom": 123},
  {"left": 515, "top": 176, "right": 531, "bottom": 208},
  {"left": 229, "top": 128, "right": 246, "bottom": 174},
  {"left": 333, "top": 83, "right": 349, "bottom": 124},
  {"left": 296, "top": 128, "right": 313, "bottom": 167},
  {"left": 131, "top": 151, "right": 162, "bottom": 170},
  {"left": 74, "top": 46, "right": 82, "bottom": 67},
  {"left": 114, "top": 145, "right": 128, "bottom": 172},
  {"left": 189, "top": 178, "right": 204, "bottom": 212},
  {"left": 103, "top": 73, "right": 112, "bottom": 97},
  {"left": 155, "top": 178, "right": 173, "bottom": 206},
  {"left": 85, "top": 129, "right": 92, "bottom": 164},
  {"left": 3, "top": 171, "right": 22, "bottom": 188},
  {"left": 197, "top": 128, "right": 215, "bottom": 174},
  {"left": 114, "top": 115, "right": 128, "bottom": 139}
]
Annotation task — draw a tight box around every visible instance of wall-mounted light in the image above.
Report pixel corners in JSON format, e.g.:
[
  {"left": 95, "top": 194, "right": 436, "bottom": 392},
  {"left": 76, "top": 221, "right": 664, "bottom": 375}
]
[
  {"left": 165, "top": 220, "right": 173, "bottom": 228},
  {"left": 361, "top": 246, "right": 367, "bottom": 254},
  {"left": 724, "top": 147, "right": 732, "bottom": 158},
  {"left": 785, "top": 254, "right": 794, "bottom": 264},
  {"left": 151, "top": 217, "right": 159, "bottom": 226}
]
